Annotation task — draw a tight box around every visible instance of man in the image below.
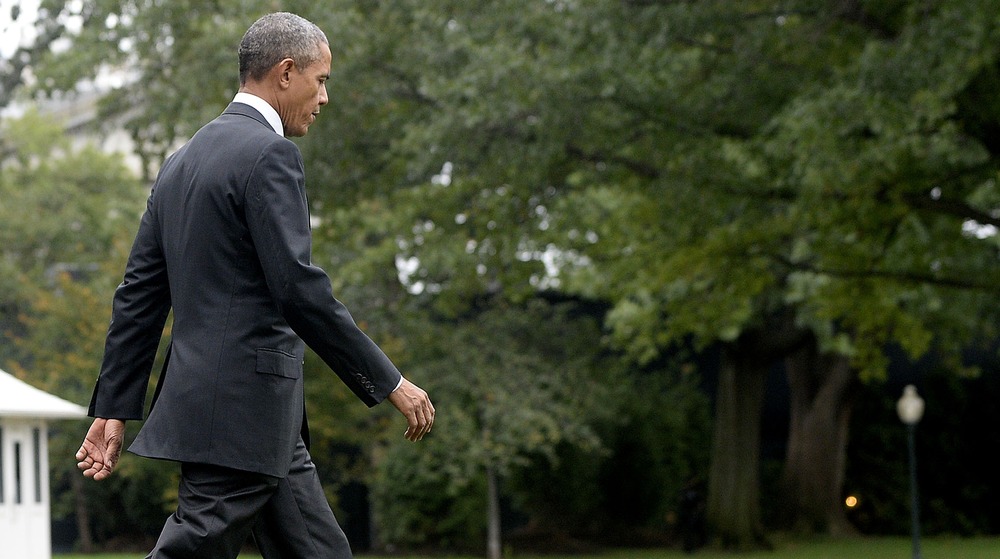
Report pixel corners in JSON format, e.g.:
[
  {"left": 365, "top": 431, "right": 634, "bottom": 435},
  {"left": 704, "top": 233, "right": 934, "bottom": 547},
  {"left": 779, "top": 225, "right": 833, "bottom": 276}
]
[{"left": 75, "top": 12, "right": 434, "bottom": 558}]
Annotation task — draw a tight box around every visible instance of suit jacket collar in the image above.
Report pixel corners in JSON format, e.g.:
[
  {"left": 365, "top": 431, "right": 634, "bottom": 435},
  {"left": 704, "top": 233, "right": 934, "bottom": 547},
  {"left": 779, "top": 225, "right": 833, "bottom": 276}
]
[{"left": 222, "top": 102, "right": 281, "bottom": 135}]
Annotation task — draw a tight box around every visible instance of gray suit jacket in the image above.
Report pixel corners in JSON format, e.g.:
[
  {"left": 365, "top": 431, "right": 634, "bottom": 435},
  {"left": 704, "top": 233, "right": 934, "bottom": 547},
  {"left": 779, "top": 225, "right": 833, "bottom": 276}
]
[{"left": 88, "top": 103, "right": 402, "bottom": 477}]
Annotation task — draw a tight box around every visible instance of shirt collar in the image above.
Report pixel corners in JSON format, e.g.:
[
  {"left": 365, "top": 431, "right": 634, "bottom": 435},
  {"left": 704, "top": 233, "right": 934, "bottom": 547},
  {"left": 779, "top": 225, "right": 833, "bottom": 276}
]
[{"left": 232, "top": 92, "right": 284, "bottom": 136}]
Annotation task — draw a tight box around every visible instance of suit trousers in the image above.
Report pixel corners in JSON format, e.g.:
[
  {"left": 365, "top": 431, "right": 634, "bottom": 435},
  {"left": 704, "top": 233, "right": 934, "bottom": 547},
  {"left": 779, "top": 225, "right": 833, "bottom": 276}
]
[{"left": 146, "top": 438, "right": 352, "bottom": 559}]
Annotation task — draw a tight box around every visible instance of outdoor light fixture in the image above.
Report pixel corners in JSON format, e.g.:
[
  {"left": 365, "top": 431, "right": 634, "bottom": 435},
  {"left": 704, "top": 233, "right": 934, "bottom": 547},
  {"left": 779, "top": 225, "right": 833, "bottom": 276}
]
[
  {"left": 897, "top": 385, "right": 925, "bottom": 425},
  {"left": 896, "top": 384, "right": 925, "bottom": 559}
]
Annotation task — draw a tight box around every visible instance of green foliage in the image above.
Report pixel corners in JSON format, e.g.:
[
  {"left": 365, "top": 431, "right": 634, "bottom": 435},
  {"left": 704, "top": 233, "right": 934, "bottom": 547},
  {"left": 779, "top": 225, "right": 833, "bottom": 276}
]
[
  {"left": 375, "top": 438, "right": 488, "bottom": 549},
  {"left": 69, "top": 450, "right": 178, "bottom": 542},
  {"left": 373, "top": 299, "right": 621, "bottom": 549},
  {"left": 298, "top": 0, "right": 1000, "bottom": 382},
  {"left": 509, "top": 371, "right": 712, "bottom": 541},
  {"left": 14, "top": 0, "right": 1000, "bottom": 380},
  {"left": 0, "top": 108, "right": 176, "bottom": 546},
  {"left": 752, "top": 0, "right": 1000, "bottom": 378},
  {"left": 0, "top": 110, "right": 140, "bottom": 278},
  {"left": 14, "top": 0, "right": 1000, "bottom": 547},
  {"left": 0, "top": 108, "right": 142, "bottom": 375}
]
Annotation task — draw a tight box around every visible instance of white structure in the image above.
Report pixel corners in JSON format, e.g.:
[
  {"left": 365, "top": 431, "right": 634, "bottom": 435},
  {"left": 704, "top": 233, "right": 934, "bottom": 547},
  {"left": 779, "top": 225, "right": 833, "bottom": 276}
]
[{"left": 0, "top": 368, "right": 87, "bottom": 559}]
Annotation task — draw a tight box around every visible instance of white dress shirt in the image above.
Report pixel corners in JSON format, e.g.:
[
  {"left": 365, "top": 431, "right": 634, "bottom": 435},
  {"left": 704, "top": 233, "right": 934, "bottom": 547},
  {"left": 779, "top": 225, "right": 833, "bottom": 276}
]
[{"left": 233, "top": 92, "right": 284, "bottom": 136}]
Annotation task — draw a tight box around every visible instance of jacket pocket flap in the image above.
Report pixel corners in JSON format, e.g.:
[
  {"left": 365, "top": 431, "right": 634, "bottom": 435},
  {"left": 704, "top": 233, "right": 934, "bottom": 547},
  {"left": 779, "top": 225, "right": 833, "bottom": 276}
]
[{"left": 255, "top": 348, "right": 301, "bottom": 379}]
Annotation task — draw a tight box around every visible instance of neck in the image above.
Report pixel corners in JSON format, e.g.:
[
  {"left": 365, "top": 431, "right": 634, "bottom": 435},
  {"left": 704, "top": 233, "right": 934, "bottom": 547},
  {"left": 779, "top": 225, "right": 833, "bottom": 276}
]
[{"left": 239, "top": 82, "right": 279, "bottom": 108}]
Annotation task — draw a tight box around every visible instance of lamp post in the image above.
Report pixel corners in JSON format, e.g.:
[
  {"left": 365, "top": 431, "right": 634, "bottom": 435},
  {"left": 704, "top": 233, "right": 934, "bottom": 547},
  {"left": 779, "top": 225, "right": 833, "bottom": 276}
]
[{"left": 896, "top": 384, "right": 925, "bottom": 559}]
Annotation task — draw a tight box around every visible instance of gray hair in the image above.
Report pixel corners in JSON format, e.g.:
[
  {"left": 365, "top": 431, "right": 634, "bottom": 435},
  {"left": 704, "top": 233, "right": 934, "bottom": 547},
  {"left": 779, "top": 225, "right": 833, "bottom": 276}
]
[{"left": 238, "top": 12, "right": 328, "bottom": 84}]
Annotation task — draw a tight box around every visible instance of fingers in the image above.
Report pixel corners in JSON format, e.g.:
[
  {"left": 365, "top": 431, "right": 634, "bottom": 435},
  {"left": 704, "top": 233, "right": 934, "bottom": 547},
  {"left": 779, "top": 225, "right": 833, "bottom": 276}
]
[
  {"left": 389, "top": 378, "right": 435, "bottom": 442},
  {"left": 77, "top": 450, "right": 117, "bottom": 480},
  {"left": 76, "top": 454, "right": 106, "bottom": 479},
  {"left": 404, "top": 407, "right": 428, "bottom": 442},
  {"left": 91, "top": 465, "right": 114, "bottom": 481},
  {"left": 419, "top": 397, "right": 435, "bottom": 439},
  {"left": 76, "top": 445, "right": 111, "bottom": 479},
  {"left": 405, "top": 385, "right": 434, "bottom": 441},
  {"left": 75, "top": 418, "right": 124, "bottom": 481}
]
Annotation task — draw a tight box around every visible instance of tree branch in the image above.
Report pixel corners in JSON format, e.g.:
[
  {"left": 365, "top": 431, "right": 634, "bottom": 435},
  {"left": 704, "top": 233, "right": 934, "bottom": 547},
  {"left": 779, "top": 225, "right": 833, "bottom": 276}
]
[
  {"left": 903, "top": 193, "right": 1000, "bottom": 229},
  {"left": 771, "top": 253, "right": 1000, "bottom": 293},
  {"left": 565, "top": 142, "right": 661, "bottom": 179},
  {"left": 369, "top": 59, "right": 442, "bottom": 109}
]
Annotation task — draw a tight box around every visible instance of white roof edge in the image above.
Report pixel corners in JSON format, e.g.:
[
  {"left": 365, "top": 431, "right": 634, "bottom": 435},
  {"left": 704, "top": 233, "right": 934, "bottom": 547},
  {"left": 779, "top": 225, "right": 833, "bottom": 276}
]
[
  {"left": 0, "top": 410, "right": 89, "bottom": 420},
  {"left": 0, "top": 368, "right": 89, "bottom": 419}
]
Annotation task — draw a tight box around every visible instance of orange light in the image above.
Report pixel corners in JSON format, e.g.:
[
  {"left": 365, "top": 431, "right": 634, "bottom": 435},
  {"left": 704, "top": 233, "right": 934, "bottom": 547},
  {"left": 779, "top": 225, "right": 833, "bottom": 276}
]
[{"left": 845, "top": 495, "right": 859, "bottom": 508}]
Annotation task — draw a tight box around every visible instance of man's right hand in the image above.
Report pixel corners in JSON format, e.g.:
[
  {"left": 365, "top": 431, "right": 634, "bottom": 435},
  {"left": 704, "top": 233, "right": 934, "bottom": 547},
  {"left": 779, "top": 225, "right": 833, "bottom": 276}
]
[{"left": 76, "top": 418, "right": 126, "bottom": 481}]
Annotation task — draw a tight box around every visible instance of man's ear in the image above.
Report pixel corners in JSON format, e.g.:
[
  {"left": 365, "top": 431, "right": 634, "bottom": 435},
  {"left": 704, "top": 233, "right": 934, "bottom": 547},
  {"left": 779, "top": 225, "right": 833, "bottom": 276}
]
[{"left": 276, "top": 58, "right": 296, "bottom": 90}]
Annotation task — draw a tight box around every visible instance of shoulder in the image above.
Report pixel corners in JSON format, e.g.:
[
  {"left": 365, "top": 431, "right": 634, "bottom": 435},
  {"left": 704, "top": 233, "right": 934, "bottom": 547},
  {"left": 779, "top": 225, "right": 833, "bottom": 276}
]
[
  {"left": 252, "top": 133, "right": 302, "bottom": 169},
  {"left": 245, "top": 137, "right": 305, "bottom": 202}
]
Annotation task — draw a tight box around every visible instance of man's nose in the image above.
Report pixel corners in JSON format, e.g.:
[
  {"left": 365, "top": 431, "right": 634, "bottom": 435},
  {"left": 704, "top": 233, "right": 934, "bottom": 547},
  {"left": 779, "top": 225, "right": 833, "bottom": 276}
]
[{"left": 319, "top": 84, "right": 329, "bottom": 106}]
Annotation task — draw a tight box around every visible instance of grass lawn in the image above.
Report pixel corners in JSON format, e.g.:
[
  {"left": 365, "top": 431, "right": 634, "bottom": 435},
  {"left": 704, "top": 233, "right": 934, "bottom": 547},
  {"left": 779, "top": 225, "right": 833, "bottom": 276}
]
[{"left": 54, "top": 536, "right": 1000, "bottom": 559}]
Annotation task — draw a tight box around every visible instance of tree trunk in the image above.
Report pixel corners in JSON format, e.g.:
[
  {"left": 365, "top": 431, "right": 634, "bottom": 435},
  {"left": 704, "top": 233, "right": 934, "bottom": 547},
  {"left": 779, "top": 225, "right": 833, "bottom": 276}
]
[
  {"left": 778, "top": 339, "right": 857, "bottom": 535},
  {"left": 71, "top": 469, "right": 93, "bottom": 553},
  {"left": 706, "top": 344, "right": 770, "bottom": 550},
  {"left": 706, "top": 316, "right": 809, "bottom": 550},
  {"left": 486, "top": 465, "right": 501, "bottom": 559}
]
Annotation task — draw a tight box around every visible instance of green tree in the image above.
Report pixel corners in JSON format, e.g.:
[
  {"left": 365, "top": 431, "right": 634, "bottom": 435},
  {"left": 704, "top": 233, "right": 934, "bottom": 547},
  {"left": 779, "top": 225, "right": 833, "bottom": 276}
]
[
  {"left": 305, "top": 1, "right": 848, "bottom": 547},
  {"left": 313, "top": 1, "right": 1000, "bottom": 547},
  {"left": 0, "top": 0, "right": 78, "bottom": 107},
  {"left": 509, "top": 367, "right": 711, "bottom": 546},
  {"left": 372, "top": 299, "right": 616, "bottom": 557},
  {"left": 22, "top": 0, "right": 1000, "bottom": 550},
  {"left": 0, "top": 108, "right": 143, "bottom": 366},
  {"left": 541, "top": 0, "right": 1000, "bottom": 543},
  {"left": 0, "top": 109, "right": 163, "bottom": 551},
  {"left": 750, "top": 0, "right": 1000, "bottom": 536}
]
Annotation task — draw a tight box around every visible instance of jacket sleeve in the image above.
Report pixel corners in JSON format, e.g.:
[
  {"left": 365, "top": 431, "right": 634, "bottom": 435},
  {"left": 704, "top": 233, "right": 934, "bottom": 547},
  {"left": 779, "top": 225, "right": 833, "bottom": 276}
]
[
  {"left": 245, "top": 138, "right": 402, "bottom": 407},
  {"left": 88, "top": 188, "right": 172, "bottom": 419}
]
